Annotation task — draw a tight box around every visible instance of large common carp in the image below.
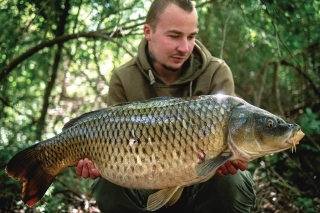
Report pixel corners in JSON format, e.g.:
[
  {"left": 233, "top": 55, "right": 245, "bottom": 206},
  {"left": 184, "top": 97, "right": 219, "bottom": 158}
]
[{"left": 6, "top": 94, "right": 304, "bottom": 211}]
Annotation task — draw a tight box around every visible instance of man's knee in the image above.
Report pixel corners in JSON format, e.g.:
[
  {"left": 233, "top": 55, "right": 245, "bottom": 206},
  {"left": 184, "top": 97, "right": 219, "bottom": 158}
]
[
  {"left": 91, "top": 179, "right": 122, "bottom": 212},
  {"left": 91, "top": 179, "right": 152, "bottom": 213},
  {"left": 193, "top": 171, "right": 256, "bottom": 213}
]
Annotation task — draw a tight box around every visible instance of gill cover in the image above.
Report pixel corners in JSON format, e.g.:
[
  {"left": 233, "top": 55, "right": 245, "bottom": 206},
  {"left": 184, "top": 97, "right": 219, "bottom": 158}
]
[{"left": 228, "top": 104, "right": 295, "bottom": 160}]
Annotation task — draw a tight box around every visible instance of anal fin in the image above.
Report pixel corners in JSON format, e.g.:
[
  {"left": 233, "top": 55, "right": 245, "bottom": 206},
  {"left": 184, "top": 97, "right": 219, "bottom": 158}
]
[
  {"left": 147, "top": 186, "right": 183, "bottom": 211},
  {"left": 166, "top": 187, "right": 184, "bottom": 206}
]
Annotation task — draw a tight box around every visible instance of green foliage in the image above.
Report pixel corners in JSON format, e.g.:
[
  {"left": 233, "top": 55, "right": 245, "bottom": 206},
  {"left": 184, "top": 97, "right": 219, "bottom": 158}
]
[
  {"left": 296, "top": 197, "right": 318, "bottom": 213},
  {"left": 300, "top": 108, "right": 320, "bottom": 136}
]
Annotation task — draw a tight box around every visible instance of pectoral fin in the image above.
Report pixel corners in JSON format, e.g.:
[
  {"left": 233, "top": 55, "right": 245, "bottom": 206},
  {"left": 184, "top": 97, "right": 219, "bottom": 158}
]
[
  {"left": 147, "top": 186, "right": 183, "bottom": 211},
  {"left": 195, "top": 151, "right": 233, "bottom": 177}
]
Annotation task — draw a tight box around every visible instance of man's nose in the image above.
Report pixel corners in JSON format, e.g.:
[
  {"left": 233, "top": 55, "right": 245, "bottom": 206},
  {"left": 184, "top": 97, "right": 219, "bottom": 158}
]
[{"left": 177, "top": 37, "right": 189, "bottom": 53}]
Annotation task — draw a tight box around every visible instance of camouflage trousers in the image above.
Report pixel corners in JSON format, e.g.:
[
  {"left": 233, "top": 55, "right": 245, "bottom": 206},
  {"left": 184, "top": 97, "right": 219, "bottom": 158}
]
[{"left": 91, "top": 170, "right": 256, "bottom": 213}]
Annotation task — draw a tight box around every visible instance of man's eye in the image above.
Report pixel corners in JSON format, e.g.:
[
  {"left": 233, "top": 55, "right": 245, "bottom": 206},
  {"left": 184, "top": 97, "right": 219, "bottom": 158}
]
[{"left": 169, "top": 35, "right": 179, "bottom": 38}]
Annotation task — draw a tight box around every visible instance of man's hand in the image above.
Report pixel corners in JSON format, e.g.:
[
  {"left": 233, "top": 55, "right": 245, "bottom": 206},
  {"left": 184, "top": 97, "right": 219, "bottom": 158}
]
[
  {"left": 216, "top": 160, "right": 247, "bottom": 177},
  {"left": 76, "top": 158, "right": 101, "bottom": 179}
]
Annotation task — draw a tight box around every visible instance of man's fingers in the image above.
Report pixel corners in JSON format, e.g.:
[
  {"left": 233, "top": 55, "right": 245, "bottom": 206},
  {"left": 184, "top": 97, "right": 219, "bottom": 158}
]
[
  {"left": 76, "top": 159, "right": 84, "bottom": 176},
  {"left": 76, "top": 158, "right": 103, "bottom": 179},
  {"left": 235, "top": 160, "right": 247, "bottom": 171},
  {"left": 216, "top": 169, "right": 224, "bottom": 177},
  {"left": 90, "top": 169, "right": 101, "bottom": 179},
  {"left": 81, "top": 159, "right": 90, "bottom": 178},
  {"left": 225, "top": 161, "right": 237, "bottom": 174},
  {"left": 219, "top": 164, "right": 229, "bottom": 175},
  {"left": 87, "top": 160, "right": 100, "bottom": 179}
]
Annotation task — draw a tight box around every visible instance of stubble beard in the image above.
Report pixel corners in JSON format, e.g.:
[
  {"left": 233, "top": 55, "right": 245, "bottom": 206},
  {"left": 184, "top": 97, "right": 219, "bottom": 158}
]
[
  {"left": 161, "top": 63, "right": 181, "bottom": 72},
  {"left": 149, "top": 50, "right": 184, "bottom": 72}
]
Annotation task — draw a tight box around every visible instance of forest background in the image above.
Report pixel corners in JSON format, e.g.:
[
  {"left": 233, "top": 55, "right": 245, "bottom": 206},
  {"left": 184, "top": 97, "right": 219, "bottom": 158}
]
[{"left": 0, "top": 0, "right": 319, "bottom": 212}]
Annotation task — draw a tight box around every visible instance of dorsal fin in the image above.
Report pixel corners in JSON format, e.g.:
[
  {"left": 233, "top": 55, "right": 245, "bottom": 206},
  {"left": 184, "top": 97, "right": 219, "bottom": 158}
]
[
  {"left": 62, "top": 109, "right": 105, "bottom": 131},
  {"left": 110, "top": 97, "right": 179, "bottom": 107},
  {"left": 141, "top": 96, "right": 178, "bottom": 102}
]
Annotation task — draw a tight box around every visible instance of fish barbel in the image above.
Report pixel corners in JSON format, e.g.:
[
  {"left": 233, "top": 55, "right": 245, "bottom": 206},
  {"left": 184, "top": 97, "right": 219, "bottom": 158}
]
[{"left": 5, "top": 94, "right": 304, "bottom": 211}]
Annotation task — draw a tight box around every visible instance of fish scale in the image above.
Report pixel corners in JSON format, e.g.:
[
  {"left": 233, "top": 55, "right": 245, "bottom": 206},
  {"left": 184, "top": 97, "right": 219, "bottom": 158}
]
[{"left": 6, "top": 94, "right": 304, "bottom": 211}]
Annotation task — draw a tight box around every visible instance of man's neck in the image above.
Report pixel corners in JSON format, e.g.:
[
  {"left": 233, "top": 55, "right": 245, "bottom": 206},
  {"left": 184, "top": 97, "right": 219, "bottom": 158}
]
[{"left": 152, "top": 63, "right": 182, "bottom": 85}]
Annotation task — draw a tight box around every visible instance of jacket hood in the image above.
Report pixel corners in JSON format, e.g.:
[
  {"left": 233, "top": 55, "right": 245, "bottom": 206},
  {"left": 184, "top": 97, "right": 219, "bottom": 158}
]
[{"left": 136, "top": 38, "right": 213, "bottom": 85}]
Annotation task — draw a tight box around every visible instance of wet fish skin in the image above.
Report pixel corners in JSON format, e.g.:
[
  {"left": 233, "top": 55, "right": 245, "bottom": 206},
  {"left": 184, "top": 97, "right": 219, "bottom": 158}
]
[{"left": 5, "top": 94, "right": 304, "bottom": 210}]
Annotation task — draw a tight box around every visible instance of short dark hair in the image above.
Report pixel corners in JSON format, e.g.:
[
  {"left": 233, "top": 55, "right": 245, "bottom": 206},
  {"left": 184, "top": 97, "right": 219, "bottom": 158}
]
[{"left": 146, "top": 0, "right": 195, "bottom": 30}]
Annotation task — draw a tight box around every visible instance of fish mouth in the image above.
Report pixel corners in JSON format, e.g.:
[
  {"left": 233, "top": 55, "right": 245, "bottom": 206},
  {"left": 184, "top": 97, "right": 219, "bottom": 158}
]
[
  {"left": 285, "top": 129, "right": 305, "bottom": 152},
  {"left": 228, "top": 129, "right": 305, "bottom": 161}
]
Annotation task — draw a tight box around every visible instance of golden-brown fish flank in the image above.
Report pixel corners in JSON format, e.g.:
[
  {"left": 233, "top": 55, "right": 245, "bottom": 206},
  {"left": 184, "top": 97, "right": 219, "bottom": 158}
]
[{"left": 5, "top": 94, "right": 304, "bottom": 211}]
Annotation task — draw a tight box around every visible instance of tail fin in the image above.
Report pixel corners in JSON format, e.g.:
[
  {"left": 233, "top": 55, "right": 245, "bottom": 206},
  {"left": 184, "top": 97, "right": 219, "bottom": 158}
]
[{"left": 5, "top": 143, "right": 55, "bottom": 207}]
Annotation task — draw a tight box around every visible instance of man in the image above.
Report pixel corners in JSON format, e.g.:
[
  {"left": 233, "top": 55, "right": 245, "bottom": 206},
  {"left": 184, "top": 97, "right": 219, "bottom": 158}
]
[{"left": 76, "top": 0, "right": 256, "bottom": 212}]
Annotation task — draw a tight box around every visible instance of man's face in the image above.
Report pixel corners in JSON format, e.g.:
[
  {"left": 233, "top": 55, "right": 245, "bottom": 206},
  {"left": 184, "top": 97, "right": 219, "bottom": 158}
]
[{"left": 144, "top": 4, "right": 198, "bottom": 72}]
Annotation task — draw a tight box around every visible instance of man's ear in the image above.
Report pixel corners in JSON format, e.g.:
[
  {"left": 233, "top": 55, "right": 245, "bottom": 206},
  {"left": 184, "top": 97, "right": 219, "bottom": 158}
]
[{"left": 144, "top": 24, "right": 152, "bottom": 41}]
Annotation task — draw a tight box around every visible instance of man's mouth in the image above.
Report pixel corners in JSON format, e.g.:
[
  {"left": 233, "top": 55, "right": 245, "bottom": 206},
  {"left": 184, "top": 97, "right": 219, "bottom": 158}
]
[{"left": 171, "top": 56, "right": 185, "bottom": 63}]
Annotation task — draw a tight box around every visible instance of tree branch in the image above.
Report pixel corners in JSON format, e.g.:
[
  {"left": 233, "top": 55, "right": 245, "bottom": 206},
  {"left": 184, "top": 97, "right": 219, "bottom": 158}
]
[
  {"left": 35, "top": 0, "right": 71, "bottom": 140},
  {"left": 273, "top": 62, "right": 284, "bottom": 117},
  {"left": 0, "top": 20, "right": 144, "bottom": 83},
  {"left": 219, "top": 11, "right": 231, "bottom": 59},
  {"left": 255, "top": 62, "right": 269, "bottom": 107},
  {"left": 280, "top": 60, "right": 320, "bottom": 99}
]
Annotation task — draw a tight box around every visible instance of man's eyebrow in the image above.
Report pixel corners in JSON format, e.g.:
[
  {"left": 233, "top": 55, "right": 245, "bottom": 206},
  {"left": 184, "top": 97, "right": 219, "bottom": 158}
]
[{"left": 166, "top": 29, "right": 199, "bottom": 35}]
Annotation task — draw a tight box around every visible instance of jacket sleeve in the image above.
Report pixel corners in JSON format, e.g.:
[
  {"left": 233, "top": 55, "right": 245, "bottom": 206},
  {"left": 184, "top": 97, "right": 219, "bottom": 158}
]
[
  {"left": 107, "top": 72, "right": 128, "bottom": 106},
  {"left": 208, "top": 61, "right": 235, "bottom": 96}
]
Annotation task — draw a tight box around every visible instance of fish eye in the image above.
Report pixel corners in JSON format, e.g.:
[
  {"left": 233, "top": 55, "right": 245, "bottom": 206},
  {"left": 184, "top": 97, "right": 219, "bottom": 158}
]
[{"left": 267, "top": 119, "right": 274, "bottom": 127}]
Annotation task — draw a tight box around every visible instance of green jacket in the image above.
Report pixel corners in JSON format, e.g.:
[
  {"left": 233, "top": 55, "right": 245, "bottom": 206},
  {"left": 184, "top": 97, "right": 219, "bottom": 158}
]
[{"left": 108, "top": 39, "right": 234, "bottom": 105}]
